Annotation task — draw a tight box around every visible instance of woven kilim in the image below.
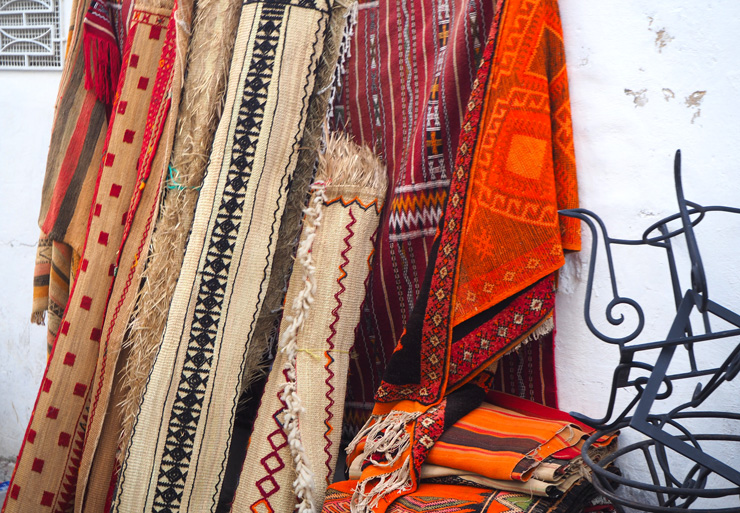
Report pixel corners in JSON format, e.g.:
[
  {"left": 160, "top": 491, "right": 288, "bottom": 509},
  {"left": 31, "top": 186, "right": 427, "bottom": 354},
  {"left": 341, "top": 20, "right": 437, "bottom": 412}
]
[
  {"left": 335, "top": 0, "right": 579, "bottom": 510},
  {"left": 233, "top": 134, "right": 387, "bottom": 512},
  {"left": 113, "top": 0, "right": 334, "bottom": 510},
  {"left": 114, "top": 0, "right": 244, "bottom": 476},
  {"left": 4, "top": 6, "right": 176, "bottom": 513},
  {"left": 323, "top": 481, "right": 599, "bottom": 513},
  {"left": 31, "top": 0, "right": 105, "bottom": 343},
  {"left": 337, "top": 0, "right": 499, "bottom": 426},
  {"left": 73, "top": 2, "right": 188, "bottom": 511}
]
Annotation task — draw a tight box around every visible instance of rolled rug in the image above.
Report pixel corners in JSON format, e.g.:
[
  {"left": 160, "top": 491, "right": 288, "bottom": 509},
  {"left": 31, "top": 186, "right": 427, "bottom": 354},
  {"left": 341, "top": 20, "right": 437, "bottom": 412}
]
[{"left": 233, "top": 132, "right": 386, "bottom": 512}]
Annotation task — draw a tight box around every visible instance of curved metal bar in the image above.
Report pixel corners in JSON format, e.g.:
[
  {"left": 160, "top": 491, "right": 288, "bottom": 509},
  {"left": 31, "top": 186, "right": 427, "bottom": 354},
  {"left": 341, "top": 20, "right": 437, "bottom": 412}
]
[{"left": 560, "top": 209, "right": 646, "bottom": 344}]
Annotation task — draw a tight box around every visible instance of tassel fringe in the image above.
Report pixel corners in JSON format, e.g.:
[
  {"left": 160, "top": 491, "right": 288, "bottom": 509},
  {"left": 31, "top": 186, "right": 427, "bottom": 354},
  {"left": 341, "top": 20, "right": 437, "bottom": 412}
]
[{"left": 83, "top": 31, "right": 122, "bottom": 105}]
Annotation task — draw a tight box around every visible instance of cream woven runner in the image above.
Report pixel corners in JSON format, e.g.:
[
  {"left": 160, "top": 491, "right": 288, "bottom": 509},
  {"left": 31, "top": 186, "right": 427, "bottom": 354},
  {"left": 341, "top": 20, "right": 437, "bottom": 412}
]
[
  {"left": 114, "top": 0, "right": 333, "bottom": 510},
  {"left": 233, "top": 135, "right": 387, "bottom": 512}
]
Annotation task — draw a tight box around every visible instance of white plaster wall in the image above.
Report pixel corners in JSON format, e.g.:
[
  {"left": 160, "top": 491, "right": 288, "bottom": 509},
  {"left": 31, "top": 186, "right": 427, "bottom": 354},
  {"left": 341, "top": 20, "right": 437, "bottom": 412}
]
[
  {"left": 0, "top": 0, "right": 738, "bottom": 508},
  {"left": 0, "top": 2, "right": 72, "bottom": 460},
  {"left": 557, "top": 0, "right": 740, "bottom": 509}
]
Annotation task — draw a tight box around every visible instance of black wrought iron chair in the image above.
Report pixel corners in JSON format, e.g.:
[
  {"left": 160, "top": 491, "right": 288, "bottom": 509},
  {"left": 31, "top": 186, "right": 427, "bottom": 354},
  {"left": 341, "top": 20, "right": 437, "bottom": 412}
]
[{"left": 560, "top": 151, "right": 740, "bottom": 512}]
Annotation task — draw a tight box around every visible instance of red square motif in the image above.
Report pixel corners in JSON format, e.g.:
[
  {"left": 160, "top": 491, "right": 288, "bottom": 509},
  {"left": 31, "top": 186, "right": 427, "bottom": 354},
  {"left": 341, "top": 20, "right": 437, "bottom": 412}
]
[
  {"left": 73, "top": 383, "right": 87, "bottom": 397},
  {"left": 122, "top": 211, "right": 128, "bottom": 225},
  {"left": 80, "top": 296, "right": 92, "bottom": 310},
  {"left": 41, "top": 491, "right": 54, "bottom": 506},
  {"left": 63, "top": 352, "right": 76, "bottom": 366},
  {"left": 46, "top": 406, "right": 59, "bottom": 419},
  {"left": 130, "top": 54, "right": 139, "bottom": 68},
  {"left": 42, "top": 378, "right": 52, "bottom": 392},
  {"left": 81, "top": 259, "right": 89, "bottom": 272},
  {"left": 149, "top": 25, "right": 162, "bottom": 39},
  {"left": 137, "top": 77, "right": 149, "bottom": 90},
  {"left": 27, "top": 429, "right": 36, "bottom": 443},
  {"left": 110, "top": 184, "right": 122, "bottom": 198},
  {"left": 123, "top": 129, "right": 135, "bottom": 143},
  {"left": 94, "top": 203, "right": 102, "bottom": 216},
  {"left": 61, "top": 321, "right": 70, "bottom": 335},
  {"left": 91, "top": 328, "right": 102, "bottom": 342},
  {"left": 58, "top": 432, "right": 71, "bottom": 447},
  {"left": 10, "top": 484, "right": 19, "bottom": 500},
  {"left": 98, "top": 231, "right": 109, "bottom": 246},
  {"left": 31, "top": 458, "right": 44, "bottom": 473},
  {"left": 117, "top": 101, "right": 127, "bottom": 114},
  {"left": 105, "top": 153, "right": 115, "bottom": 166}
]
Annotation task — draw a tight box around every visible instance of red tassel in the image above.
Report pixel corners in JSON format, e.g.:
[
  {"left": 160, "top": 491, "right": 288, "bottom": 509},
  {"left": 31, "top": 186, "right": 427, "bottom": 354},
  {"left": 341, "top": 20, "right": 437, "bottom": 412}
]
[{"left": 83, "top": 29, "right": 121, "bottom": 106}]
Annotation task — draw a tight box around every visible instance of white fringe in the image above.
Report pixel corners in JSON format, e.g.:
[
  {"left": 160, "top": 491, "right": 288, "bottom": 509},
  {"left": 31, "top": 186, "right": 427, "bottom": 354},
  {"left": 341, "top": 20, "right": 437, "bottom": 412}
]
[
  {"left": 350, "top": 455, "right": 412, "bottom": 513},
  {"left": 345, "top": 410, "right": 422, "bottom": 513},
  {"left": 325, "top": 0, "right": 359, "bottom": 123},
  {"left": 278, "top": 181, "right": 328, "bottom": 513}
]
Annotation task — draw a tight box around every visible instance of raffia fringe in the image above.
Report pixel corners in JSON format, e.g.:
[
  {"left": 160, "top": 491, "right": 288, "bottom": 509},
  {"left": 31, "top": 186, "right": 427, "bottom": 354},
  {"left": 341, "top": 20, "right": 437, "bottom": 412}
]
[{"left": 325, "top": 0, "right": 358, "bottom": 123}]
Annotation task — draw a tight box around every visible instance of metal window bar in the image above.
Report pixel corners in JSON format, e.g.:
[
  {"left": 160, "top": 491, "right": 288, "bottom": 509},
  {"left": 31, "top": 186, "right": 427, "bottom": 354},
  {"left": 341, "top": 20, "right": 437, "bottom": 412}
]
[{"left": 0, "top": 0, "right": 64, "bottom": 69}]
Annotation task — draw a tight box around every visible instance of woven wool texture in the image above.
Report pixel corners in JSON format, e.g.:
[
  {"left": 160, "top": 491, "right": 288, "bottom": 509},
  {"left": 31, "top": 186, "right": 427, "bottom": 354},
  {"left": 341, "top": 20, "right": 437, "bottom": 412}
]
[
  {"left": 3, "top": 7, "right": 176, "bottom": 512},
  {"left": 234, "top": 135, "right": 387, "bottom": 512},
  {"left": 333, "top": 0, "right": 580, "bottom": 510},
  {"left": 73, "top": 2, "right": 189, "bottom": 511},
  {"left": 113, "top": 1, "right": 334, "bottom": 510},
  {"left": 323, "top": 480, "right": 598, "bottom": 513}
]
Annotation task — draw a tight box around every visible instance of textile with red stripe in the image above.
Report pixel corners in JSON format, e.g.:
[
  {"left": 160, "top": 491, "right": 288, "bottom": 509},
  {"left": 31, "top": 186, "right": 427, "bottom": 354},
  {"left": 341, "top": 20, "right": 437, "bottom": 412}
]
[
  {"left": 5, "top": 4, "right": 177, "bottom": 511},
  {"left": 327, "top": 0, "right": 579, "bottom": 510},
  {"left": 335, "top": 0, "right": 561, "bottom": 440}
]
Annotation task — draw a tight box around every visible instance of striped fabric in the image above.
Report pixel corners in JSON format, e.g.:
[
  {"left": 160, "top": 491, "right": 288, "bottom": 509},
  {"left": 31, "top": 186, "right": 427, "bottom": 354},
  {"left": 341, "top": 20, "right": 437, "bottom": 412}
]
[{"left": 4, "top": 4, "right": 178, "bottom": 512}]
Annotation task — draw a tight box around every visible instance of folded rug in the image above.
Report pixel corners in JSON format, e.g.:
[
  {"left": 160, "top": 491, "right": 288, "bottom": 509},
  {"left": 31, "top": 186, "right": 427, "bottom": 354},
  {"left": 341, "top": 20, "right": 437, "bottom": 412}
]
[
  {"left": 113, "top": 0, "right": 336, "bottom": 509},
  {"left": 323, "top": 480, "right": 600, "bottom": 513},
  {"left": 329, "top": 0, "right": 579, "bottom": 510},
  {"left": 4, "top": 3, "right": 178, "bottom": 511},
  {"left": 233, "top": 132, "right": 386, "bottom": 512}
]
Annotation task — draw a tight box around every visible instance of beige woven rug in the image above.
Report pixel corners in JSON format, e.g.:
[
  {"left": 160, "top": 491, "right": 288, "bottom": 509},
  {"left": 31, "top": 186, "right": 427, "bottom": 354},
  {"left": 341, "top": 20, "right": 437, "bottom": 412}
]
[
  {"left": 3, "top": 5, "right": 176, "bottom": 512},
  {"left": 233, "top": 134, "right": 386, "bottom": 513},
  {"left": 113, "top": 0, "right": 334, "bottom": 510}
]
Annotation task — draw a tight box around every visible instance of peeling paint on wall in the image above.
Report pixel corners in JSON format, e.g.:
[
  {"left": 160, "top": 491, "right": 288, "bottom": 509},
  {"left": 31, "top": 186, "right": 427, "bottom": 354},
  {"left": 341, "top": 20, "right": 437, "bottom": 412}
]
[
  {"left": 624, "top": 88, "right": 648, "bottom": 107},
  {"left": 685, "top": 90, "right": 707, "bottom": 124}
]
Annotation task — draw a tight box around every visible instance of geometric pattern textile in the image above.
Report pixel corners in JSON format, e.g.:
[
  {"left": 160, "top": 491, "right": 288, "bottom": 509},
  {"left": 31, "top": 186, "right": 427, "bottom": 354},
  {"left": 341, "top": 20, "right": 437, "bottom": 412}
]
[
  {"left": 343, "top": 0, "right": 579, "bottom": 509},
  {"left": 233, "top": 134, "right": 387, "bottom": 512},
  {"left": 338, "top": 0, "right": 499, "bottom": 424},
  {"left": 72, "top": 1, "right": 189, "bottom": 510},
  {"left": 112, "top": 1, "right": 334, "bottom": 510},
  {"left": 3, "top": 6, "right": 175, "bottom": 512}
]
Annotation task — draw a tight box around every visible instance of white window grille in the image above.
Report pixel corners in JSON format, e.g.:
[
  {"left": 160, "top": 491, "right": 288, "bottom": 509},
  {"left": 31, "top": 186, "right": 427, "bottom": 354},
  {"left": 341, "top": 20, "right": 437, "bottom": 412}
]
[{"left": 0, "top": 0, "right": 64, "bottom": 69}]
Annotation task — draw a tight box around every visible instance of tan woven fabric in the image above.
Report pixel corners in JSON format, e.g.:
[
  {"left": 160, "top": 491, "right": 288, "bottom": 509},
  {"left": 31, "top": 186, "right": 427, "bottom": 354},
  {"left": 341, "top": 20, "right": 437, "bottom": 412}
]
[
  {"left": 233, "top": 134, "right": 387, "bottom": 512},
  {"left": 113, "top": 1, "right": 333, "bottom": 510},
  {"left": 73, "top": 1, "right": 189, "bottom": 511},
  {"left": 116, "top": 0, "right": 245, "bottom": 459},
  {"left": 3, "top": 6, "right": 175, "bottom": 512},
  {"left": 240, "top": 0, "right": 354, "bottom": 398}
]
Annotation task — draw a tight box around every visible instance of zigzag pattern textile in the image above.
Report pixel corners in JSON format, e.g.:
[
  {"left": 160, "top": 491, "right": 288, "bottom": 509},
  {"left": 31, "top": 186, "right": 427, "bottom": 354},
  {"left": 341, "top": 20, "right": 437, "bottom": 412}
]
[
  {"left": 4, "top": 3, "right": 179, "bottom": 512},
  {"left": 326, "top": 0, "right": 580, "bottom": 510},
  {"left": 113, "top": 0, "right": 335, "bottom": 510},
  {"left": 331, "top": 0, "right": 564, "bottom": 438},
  {"left": 233, "top": 134, "right": 387, "bottom": 512}
]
